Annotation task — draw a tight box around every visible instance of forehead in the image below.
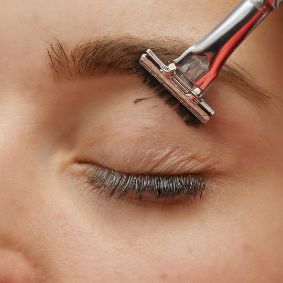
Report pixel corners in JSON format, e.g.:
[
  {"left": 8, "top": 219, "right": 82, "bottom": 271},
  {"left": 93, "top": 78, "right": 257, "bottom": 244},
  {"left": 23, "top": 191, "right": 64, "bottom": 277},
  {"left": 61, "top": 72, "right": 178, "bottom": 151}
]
[
  {"left": 0, "top": 0, "right": 231, "bottom": 90},
  {"left": 1, "top": 0, "right": 235, "bottom": 41}
]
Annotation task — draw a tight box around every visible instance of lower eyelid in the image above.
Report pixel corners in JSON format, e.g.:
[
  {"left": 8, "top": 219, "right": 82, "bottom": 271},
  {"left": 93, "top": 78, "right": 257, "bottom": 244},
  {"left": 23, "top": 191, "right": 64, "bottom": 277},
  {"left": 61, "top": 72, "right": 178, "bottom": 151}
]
[{"left": 79, "top": 162, "right": 206, "bottom": 203}]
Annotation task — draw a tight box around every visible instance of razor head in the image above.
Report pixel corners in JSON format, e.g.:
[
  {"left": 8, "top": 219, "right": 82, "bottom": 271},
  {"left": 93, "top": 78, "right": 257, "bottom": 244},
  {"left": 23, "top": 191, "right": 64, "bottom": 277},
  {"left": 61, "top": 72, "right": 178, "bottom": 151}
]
[{"left": 139, "top": 49, "right": 214, "bottom": 124}]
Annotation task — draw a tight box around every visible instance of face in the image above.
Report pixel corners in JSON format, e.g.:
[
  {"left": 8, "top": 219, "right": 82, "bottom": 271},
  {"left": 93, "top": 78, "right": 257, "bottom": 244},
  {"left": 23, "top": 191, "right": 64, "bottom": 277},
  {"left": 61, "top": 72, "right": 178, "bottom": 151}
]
[{"left": 1, "top": 0, "right": 283, "bottom": 282}]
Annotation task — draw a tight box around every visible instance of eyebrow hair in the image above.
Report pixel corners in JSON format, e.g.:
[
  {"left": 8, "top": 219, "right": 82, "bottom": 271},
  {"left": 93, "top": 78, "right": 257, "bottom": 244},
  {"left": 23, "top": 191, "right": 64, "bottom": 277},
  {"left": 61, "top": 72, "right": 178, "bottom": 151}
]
[{"left": 47, "top": 37, "right": 272, "bottom": 124}]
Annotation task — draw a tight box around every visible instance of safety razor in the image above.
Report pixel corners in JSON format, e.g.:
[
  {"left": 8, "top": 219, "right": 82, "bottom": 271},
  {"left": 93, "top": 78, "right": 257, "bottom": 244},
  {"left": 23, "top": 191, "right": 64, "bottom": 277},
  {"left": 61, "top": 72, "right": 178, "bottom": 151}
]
[{"left": 140, "top": 0, "right": 282, "bottom": 123}]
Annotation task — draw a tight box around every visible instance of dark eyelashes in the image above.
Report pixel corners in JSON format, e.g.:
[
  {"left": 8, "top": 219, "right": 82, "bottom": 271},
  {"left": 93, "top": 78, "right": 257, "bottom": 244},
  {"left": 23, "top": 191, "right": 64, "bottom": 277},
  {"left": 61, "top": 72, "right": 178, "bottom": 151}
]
[{"left": 87, "top": 163, "right": 206, "bottom": 201}]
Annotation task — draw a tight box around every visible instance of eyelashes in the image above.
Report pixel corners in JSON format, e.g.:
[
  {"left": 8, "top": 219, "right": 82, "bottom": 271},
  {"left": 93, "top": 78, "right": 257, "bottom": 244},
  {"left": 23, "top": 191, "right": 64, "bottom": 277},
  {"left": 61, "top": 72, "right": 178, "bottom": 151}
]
[
  {"left": 87, "top": 163, "right": 206, "bottom": 202},
  {"left": 133, "top": 60, "right": 201, "bottom": 127}
]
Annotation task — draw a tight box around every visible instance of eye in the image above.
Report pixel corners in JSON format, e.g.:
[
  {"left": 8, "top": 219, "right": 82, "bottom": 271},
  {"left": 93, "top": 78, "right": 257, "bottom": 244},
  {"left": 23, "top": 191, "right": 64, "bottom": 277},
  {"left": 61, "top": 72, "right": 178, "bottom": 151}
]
[{"left": 80, "top": 163, "right": 206, "bottom": 204}]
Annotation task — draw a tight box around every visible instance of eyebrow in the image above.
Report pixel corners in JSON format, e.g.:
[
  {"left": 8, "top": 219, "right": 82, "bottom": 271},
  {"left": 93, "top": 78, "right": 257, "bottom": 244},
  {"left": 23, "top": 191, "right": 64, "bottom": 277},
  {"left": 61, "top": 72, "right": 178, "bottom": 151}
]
[{"left": 47, "top": 37, "right": 272, "bottom": 103}]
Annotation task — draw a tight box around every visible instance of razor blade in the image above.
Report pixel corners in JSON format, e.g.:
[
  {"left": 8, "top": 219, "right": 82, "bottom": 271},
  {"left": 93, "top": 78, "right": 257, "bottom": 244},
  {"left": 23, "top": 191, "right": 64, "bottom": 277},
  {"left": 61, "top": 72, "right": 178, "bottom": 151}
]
[{"left": 140, "top": 49, "right": 214, "bottom": 124}]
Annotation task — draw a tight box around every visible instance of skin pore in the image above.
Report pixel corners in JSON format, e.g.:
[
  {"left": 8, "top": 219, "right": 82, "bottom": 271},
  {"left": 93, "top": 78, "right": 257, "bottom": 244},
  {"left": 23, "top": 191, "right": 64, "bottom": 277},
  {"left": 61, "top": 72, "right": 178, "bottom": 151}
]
[{"left": 0, "top": 0, "right": 283, "bottom": 282}]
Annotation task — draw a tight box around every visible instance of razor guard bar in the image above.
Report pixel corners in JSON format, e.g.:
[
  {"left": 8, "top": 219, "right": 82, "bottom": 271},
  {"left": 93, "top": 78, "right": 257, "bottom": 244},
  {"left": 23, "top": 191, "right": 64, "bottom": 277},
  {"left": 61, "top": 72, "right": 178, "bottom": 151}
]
[{"left": 140, "top": 53, "right": 213, "bottom": 124}]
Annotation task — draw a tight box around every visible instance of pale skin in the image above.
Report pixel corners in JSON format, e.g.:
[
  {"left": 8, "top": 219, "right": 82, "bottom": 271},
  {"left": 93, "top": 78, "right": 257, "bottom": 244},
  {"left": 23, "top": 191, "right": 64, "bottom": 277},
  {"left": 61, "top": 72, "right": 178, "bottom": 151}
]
[{"left": 0, "top": 0, "right": 283, "bottom": 282}]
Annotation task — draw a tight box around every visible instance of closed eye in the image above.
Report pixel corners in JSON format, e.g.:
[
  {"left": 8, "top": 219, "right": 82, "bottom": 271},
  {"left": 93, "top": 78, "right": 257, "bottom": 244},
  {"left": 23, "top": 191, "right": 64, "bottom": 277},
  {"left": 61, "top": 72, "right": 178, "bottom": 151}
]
[{"left": 80, "top": 163, "right": 206, "bottom": 204}]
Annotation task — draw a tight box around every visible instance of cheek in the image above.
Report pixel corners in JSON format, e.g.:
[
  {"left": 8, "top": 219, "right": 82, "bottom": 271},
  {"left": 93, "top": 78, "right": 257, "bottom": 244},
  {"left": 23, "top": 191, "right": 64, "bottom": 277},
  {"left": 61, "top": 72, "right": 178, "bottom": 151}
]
[
  {"left": 94, "top": 220, "right": 277, "bottom": 283},
  {"left": 76, "top": 183, "right": 282, "bottom": 283}
]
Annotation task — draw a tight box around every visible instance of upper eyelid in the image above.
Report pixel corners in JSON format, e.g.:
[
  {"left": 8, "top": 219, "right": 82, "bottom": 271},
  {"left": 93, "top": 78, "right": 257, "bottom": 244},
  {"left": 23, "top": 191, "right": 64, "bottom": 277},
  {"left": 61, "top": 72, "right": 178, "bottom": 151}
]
[{"left": 74, "top": 125, "right": 226, "bottom": 177}]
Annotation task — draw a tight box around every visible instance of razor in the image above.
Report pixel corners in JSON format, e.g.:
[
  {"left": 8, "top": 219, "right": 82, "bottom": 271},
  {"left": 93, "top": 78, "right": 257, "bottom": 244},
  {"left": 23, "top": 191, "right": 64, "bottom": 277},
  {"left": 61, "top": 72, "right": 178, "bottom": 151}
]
[{"left": 140, "top": 0, "right": 282, "bottom": 123}]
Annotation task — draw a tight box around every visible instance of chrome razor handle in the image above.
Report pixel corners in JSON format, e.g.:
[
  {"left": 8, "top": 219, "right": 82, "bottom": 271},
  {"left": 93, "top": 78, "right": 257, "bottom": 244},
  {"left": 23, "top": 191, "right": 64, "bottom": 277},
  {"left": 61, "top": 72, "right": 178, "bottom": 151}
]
[
  {"left": 139, "top": 0, "right": 281, "bottom": 124},
  {"left": 174, "top": 0, "right": 281, "bottom": 92}
]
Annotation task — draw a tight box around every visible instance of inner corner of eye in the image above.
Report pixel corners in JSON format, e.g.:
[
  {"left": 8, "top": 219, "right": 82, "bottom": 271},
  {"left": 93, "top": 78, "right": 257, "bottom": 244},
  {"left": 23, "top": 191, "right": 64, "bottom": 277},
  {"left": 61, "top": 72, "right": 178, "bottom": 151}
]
[{"left": 80, "top": 162, "right": 206, "bottom": 202}]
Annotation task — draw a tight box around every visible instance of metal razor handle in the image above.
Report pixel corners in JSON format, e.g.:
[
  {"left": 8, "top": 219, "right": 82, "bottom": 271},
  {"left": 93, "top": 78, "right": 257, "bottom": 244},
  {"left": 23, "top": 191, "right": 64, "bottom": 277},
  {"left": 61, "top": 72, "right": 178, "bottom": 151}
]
[
  {"left": 174, "top": 0, "right": 281, "bottom": 91},
  {"left": 139, "top": 0, "right": 281, "bottom": 124}
]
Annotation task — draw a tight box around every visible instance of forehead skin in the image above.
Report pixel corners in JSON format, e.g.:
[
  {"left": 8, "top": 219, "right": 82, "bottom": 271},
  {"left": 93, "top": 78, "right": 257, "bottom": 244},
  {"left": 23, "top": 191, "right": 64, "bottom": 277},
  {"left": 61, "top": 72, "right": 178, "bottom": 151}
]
[{"left": 0, "top": 0, "right": 283, "bottom": 282}]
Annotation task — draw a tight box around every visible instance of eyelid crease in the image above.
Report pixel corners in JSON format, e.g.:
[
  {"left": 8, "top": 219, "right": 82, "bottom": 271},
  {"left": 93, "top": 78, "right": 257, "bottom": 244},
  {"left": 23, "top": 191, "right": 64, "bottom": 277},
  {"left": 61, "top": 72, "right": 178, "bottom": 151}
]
[{"left": 82, "top": 162, "right": 206, "bottom": 202}]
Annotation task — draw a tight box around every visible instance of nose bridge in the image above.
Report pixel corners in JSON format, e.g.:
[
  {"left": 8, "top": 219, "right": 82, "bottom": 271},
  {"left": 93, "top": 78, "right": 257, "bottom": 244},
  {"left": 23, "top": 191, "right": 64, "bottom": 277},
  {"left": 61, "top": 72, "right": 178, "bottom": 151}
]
[{"left": 0, "top": 249, "right": 41, "bottom": 283}]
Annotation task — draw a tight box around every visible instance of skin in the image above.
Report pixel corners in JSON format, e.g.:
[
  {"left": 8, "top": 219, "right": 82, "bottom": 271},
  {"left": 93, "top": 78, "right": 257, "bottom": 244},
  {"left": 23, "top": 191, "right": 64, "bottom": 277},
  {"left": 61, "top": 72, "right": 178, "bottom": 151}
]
[{"left": 0, "top": 0, "right": 283, "bottom": 282}]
